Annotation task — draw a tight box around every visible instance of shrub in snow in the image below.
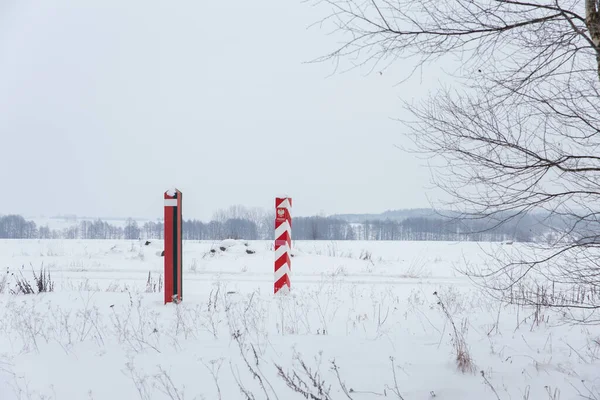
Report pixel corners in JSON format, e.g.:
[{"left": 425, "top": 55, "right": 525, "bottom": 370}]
[
  {"left": 190, "top": 258, "right": 198, "bottom": 272},
  {"left": 434, "top": 291, "right": 476, "bottom": 374},
  {"left": 145, "top": 271, "right": 163, "bottom": 293},
  {"left": 360, "top": 249, "right": 372, "bottom": 261},
  {"left": 10, "top": 264, "right": 55, "bottom": 295},
  {"left": 0, "top": 269, "right": 7, "bottom": 294}
]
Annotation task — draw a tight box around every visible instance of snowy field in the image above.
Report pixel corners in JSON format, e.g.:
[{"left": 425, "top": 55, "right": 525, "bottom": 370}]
[{"left": 0, "top": 239, "right": 598, "bottom": 399}]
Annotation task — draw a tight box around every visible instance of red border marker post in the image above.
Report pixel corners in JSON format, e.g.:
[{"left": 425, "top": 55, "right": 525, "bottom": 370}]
[
  {"left": 274, "top": 197, "right": 292, "bottom": 294},
  {"left": 164, "top": 188, "right": 183, "bottom": 304}
]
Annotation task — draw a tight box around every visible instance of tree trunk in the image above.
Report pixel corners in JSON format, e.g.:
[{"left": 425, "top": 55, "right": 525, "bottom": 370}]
[{"left": 586, "top": 0, "right": 600, "bottom": 81}]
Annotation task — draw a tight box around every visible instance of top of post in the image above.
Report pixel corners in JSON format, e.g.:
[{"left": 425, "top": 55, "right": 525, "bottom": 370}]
[
  {"left": 275, "top": 197, "right": 292, "bottom": 209},
  {"left": 165, "top": 188, "right": 180, "bottom": 198}
]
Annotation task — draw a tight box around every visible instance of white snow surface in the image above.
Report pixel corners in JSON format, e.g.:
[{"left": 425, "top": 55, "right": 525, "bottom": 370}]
[
  {"left": 219, "top": 238, "right": 248, "bottom": 249},
  {"left": 0, "top": 239, "right": 598, "bottom": 399}
]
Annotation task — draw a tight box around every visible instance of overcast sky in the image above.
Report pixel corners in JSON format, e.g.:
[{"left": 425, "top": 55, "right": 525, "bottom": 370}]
[{"left": 0, "top": 0, "right": 449, "bottom": 221}]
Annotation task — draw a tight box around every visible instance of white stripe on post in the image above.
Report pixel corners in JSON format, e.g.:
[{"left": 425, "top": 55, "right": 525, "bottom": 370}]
[
  {"left": 274, "top": 263, "right": 289, "bottom": 282},
  {"left": 274, "top": 221, "right": 290, "bottom": 240},
  {"left": 277, "top": 198, "right": 291, "bottom": 209},
  {"left": 274, "top": 244, "right": 288, "bottom": 260}
]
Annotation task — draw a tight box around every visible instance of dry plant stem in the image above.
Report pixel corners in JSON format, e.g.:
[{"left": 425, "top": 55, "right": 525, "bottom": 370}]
[
  {"left": 276, "top": 351, "right": 334, "bottom": 400},
  {"left": 481, "top": 370, "right": 502, "bottom": 400},
  {"left": 153, "top": 367, "right": 185, "bottom": 400},
  {"left": 275, "top": 364, "right": 330, "bottom": 400},
  {"left": 349, "top": 389, "right": 385, "bottom": 396},
  {"left": 330, "top": 360, "right": 354, "bottom": 400},
  {"left": 434, "top": 292, "right": 476, "bottom": 373},
  {"left": 230, "top": 361, "right": 257, "bottom": 400},
  {"left": 385, "top": 356, "right": 405, "bottom": 400},
  {"left": 232, "top": 332, "right": 277, "bottom": 400},
  {"left": 250, "top": 344, "right": 280, "bottom": 400},
  {"left": 544, "top": 385, "right": 561, "bottom": 400},
  {"left": 568, "top": 380, "right": 600, "bottom": 400},
  {"left": 201, "top": 359, "right": 224, "bottom": 400}
]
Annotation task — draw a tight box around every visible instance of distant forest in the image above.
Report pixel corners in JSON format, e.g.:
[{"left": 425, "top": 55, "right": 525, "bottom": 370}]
[{"left": 0, "top": 206, "right": 554, "bottom": 242}]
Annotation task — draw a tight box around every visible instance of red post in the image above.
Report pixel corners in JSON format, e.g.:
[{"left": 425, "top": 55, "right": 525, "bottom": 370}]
[
  {"left": 274, "top": 197, "right": 292, "bottom": 294},
  {"left": 164, "top": 188, "right": 183, "bottom": 304}
]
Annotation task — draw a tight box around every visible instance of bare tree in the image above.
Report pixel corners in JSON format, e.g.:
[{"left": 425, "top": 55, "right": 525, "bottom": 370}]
[{"left": 310, "top": 0, "right": 600, "bottom": 320}]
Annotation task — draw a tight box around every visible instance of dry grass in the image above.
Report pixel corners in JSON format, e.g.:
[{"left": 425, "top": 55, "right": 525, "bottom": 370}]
[
  {"left": 434, "top": 291, "right": 476, "bottom": 374},
  {"left": 10, "top": 264, "right": 55, "bottom": 295}
]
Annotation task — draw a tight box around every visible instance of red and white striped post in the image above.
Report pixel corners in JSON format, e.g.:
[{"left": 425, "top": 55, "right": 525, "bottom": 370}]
[
  {"left": 164, "top": 188, "right": 183, "bottom": 304},
  {"left": 274, "top": 197, "right": 292, "bottom": 294}
]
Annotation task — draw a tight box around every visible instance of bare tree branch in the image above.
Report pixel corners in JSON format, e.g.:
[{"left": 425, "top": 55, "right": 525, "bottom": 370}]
[{"left": 310, "top": 0, "right": 600, "bottom": 321}]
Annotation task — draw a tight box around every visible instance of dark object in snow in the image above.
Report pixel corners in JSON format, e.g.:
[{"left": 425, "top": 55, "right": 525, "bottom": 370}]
[
  {"left": 145, "top": 240, "right": 151, "bottom": 246},
  {"left": 219, "top": 246, "right": 227, "bottom": 251},
  {"left": 245, "top": 249, "right": 255, "bottom": 254},
  {"left": 11, "top": 264, "right": 55, "bottom": 295},
  {"left": 160, "top": 250, "right": 165, "bottom": 257},
  {"left": 210, "top": 249, "right": 216, "bottom": 253}
]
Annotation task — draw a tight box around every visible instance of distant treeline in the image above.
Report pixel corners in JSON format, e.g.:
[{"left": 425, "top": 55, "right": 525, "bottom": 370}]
[{"left": 0, "top": 206, "right": 544, "bottom": 242}]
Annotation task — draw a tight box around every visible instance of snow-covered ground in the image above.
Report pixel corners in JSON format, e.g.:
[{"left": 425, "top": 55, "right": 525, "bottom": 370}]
[{"left": 0, "top": 239, "right": 598, "bottom": 399}]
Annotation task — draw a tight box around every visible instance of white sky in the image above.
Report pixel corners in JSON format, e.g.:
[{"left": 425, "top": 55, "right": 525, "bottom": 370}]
[{"left": 0, "top": 0, "right": 449, "bottom": 220}]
